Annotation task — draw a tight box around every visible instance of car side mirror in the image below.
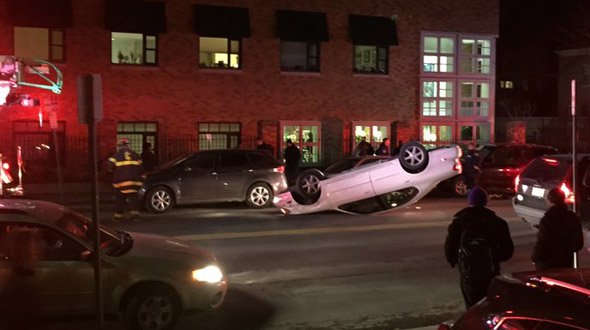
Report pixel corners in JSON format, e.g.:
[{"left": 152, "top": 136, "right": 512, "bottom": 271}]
[{"left": 583, "top": 167, "right": 590, "bottom": 187}]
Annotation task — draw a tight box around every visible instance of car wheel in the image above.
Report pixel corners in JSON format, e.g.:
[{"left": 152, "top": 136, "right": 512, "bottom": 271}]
[
  {"left": 296, "top": 169, "right": 325, "bottom": 198},
  {"left": 246, "top": 182, "right": 273, "bottom": 208},
  {"left": 123, "top": 285, "right": 181, "bottom": 330},
  {"left": 452, "top": 176, "right": 470, "bottom": 197},
  {"left": 399, "top": 141, "right": 429, "bottom": 173},
  {"left": 146, "top": 186, "right": 175, "bottom": 213}
]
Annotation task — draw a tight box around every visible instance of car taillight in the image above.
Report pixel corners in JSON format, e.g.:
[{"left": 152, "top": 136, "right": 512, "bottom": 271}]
[
  {"left": 560, "top": 182, "right": 575, "bottom": 204},
  {"left": 274, "top": 165, "right": 285, "bottom": 173},
  {"left": 453, "top": 145, "right": 462, "bottom": 173},
  {"left": 514, "top": 174, "right": 520, "bottom": 193}
]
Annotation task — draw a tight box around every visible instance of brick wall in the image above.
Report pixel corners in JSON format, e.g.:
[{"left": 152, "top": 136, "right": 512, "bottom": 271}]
[{"left": 0, "top": 0, "right": 499, "bottom": 181}]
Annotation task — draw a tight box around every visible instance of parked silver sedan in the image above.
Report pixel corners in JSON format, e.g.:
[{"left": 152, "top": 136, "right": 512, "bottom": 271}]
[{"left": 0, "top": 199, "right": 227, "bottom": 330}]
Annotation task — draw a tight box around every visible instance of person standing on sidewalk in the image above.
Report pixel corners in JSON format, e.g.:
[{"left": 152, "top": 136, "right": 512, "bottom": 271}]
[
  {"left": 284, "top": 139, "right": 301, "bottom": 186},
  {"left": 445, "top": 187, "right": 514, "bottom": 308},
  {"left": 532, "top": 188, "right": 584, "bottom": 270},
  {"left": 108, "top": 138, "right": 145, "bottom": 222}
]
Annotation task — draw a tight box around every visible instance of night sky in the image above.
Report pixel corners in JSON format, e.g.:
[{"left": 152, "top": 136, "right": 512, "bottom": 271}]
[{"left": 498, "top": 0, "right": 590, "bottom": 116}]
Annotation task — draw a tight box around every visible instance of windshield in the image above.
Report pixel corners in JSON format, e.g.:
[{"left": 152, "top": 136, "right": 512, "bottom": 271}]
[
  {"left": 520, "top": 158, "right": 570, "bottom": 185},
  {"left": 158, "top": 154, "right": 192, "bottom": 171},
  {"left": 325, "top": 158, "right": 361, "bottom": 174}
]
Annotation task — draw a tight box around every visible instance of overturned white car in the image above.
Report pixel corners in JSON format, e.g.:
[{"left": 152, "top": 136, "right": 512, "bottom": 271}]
[{"left": 274, "top": 142, "right": 462, "bottom": 215}]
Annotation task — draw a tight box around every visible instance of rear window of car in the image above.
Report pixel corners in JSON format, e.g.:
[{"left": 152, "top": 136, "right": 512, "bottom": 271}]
[
  {"left": 488, "top": 146, "right": 556, "bottom": 167},
  {"left": 520, "top": 158, "right": 570, "bottom": 184},
  {"left": 248, "top": 152, "right": 281, "bottom": 168}
]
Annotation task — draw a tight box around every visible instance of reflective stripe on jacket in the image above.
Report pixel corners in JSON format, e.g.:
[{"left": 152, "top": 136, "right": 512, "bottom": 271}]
[{"left": 108, "top": 148, "right": 145, "bottom": 192}]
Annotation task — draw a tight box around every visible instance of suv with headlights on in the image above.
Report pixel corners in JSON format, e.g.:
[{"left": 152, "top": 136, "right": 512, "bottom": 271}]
[{"left": 513, "top": 154, "right": 590, "bottom": 227}]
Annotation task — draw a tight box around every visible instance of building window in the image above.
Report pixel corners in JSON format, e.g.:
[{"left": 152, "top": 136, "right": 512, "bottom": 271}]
[
  {"left": 422, "top": 80, "right": 454, "bottom": 116},
  {"left": 460, "top": 38, "right": 491, "bottom": 74},
  {"left": 353, "top": 45, "right": 388, "bottom": 74},
  {"left": 14, "top": 27, "right": 65, "bottom": 62},
  {"left": 281, "top": 122, "right": 321, "bottom": 164},
  {"left": 117, "top": 122, "right": 158, "bottom": 154},
  {"left": 199, "top": 37, "right": 240, "bottom": 69},
  {"left": 500, "top": 80, "right": 513, "bottom": 89},
  {"left": 111, "top": 32, "right": 157, "bottom": 66},
  {"left": 460, "top": 82, "right": 490, "bottom": 116},
  {"left": 280, "top": 41, "right": 319, "bottom": 72},
  {"left": 422, "top": 125, "right": 452, "bottom": 147},
  {"left": 198, "top": 122, "right": 241, "bottom": 150},
  {"left": 352, "top": 122, "right": 389, "bottom": 148},
  {"left": 422, "top": 36, "right": 454, "bottom": 73}
]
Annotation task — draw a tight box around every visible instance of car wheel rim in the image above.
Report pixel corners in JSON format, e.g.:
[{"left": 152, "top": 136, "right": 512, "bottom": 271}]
[
  {"left": 250, "top": 186, "right": 270, "bottom": 206},
  {"left": 151, "top": 190, "right": 171, "bottom": 211},
  {"left": 137, "top": 296, "right": 173, "bottom": 330},
  {"left": 403, "top": 146, "right": 425, "bottom": 167},
  {"left": 301, "top": 175, "right": 320, "bottom": 194},
  {"left": 456, "top": 180, "right": 468, "bottom": 195}
]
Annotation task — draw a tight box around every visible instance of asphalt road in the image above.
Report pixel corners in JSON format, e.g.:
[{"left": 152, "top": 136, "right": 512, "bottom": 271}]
[{"left": 32, "top": 195, "right": 590, "bottom": 330}]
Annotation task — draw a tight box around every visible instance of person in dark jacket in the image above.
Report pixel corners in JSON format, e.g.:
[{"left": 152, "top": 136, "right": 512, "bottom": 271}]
[
  {"left": 462, "top": 143, "right": 481, "bottom": 189},
  {"left": 256, "top": 137, "right": 275, "bottom": 156},
  {"left": 532, "top": 188, "right": 584, "bottom": 270},
  {"left": 108, "top": 138, "right": 145, "bottom": 222},
  {"left": 284, "top": 139, "right": 301, "bottom": 186},
  {"left": 141, "top": 142, "right": 157, "bottom": 172},
  {"left": 445, "top": 187, "right": 514, "bottom": 308},
  {"left": 375, "top": 137, "right": 391, "bottom": 156}
]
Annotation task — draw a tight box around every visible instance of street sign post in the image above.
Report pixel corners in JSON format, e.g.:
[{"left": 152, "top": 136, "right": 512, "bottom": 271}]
[{"left": 571, "top": 79, "right": 578, "bottom": 269}]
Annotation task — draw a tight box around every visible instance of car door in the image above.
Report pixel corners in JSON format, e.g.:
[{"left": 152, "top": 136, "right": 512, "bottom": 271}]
[
  {"left": 0, "top": 222, "right": 94, "bottom": 315},
  {"left": 216, "top": 151, "right": 253, "bottom": 201},
  {"left": 178, "top": 153, "right": 218, "bottom": 202}
]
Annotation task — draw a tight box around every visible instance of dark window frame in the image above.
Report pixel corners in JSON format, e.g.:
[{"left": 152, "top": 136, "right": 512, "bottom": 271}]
[
  {"left": 110, "top": 32, "right": 159, "bottom": 66},
  {"left": 198, "top": 37, "right": 242, "bottom": 70},
  {"left": 352, "top": 44, "right": 389, "bottom": 74},
  {"left": 116, "top": 121, "right": 158, "bottom": 156},
  {"left": 198, "top": 122, "right": 241, "bottom": 150},
  {"left": 280, "top": 41, "right": 320, "bottom": 72}
]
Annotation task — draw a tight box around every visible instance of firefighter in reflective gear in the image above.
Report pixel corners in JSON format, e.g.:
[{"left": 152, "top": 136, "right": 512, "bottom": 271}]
[{"left": 108, "top": 138, "right": 145, "bottom": 221}]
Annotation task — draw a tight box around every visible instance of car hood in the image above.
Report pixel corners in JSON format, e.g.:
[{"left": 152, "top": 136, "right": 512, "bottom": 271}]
[{"left": 125, "top": 231, "right": 217, "bottom": 266}]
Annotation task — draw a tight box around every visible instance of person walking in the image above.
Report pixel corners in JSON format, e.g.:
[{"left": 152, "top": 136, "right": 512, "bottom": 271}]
[
  {"left": 445, "top": 187, "right": 514, "bottom": 309},
  {"left": 375, "top": 137, "right": 391, "bottom": 156},
  {"left": 108, "top": 138, "right": 145, "bottom": 222},
  {"left": 256, "top": 137, "right": 275, "bottom": 155},
  {"left": 284, "top": 139, "right": 301, "bottom": 186},
  {"left": 532, "top": 188, "right": 584, "bottom": 270},
  {"left": 462, "top": 143, "right": 481, "bottom": 189},
  {"left": 141, "top": 142, "right": 157, "bottom": 172}
]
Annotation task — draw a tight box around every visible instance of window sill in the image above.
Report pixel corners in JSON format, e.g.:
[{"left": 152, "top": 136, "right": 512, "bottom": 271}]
[
  {"left": 281, "top": 71, "right": 321, "bottom": 77},
  {"left": 111, "top": 65, "right": 160, "bottom": 71},
  {"left": 199, "top": 68, "right": 243, "bottom": 74},
  {"left": 352, "top": 73, "right": 390, "bottom": 79}
]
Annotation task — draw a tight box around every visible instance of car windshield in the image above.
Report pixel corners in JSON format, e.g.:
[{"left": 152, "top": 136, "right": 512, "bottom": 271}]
[
  {"left": 325, "top": 158, "right": 363, "bottom": 174},
  {"left": 159, "top": 154, "right": 192, "bottom": 171}
]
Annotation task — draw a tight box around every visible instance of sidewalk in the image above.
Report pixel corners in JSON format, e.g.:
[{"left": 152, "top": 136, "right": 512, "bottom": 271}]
[{"left": 22, "top": 182, "right": 114, "bottom": 205}]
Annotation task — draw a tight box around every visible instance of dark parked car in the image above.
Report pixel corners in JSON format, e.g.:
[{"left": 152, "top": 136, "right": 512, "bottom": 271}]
[
  {"left": 440, "top": 268, "right": 590, "bottom": 329},
  {"left": 478, "top": 143, "right": 558, "bottom": 196},
  {"left": 139, "top": 149, "right": 288, "bottom": 213},
  {"left": 513, "top": 154, "right": 590, "bottom": 227}
]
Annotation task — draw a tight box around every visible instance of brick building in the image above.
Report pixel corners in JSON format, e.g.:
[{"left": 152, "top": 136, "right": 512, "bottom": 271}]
[{"left": 0, "top": 0, "right": 498, "bottom": 182}]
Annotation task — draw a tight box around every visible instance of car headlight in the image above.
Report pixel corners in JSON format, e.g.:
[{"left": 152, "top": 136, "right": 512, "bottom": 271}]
[{"left": 192, "top": 265, "right": 223, "bottom": 283}]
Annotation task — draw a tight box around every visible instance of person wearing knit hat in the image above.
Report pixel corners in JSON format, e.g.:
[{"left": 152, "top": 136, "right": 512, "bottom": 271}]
[
  {"left": 445, "top": 185, "right": 514, "bottom": 309},
  {"left": 532, "top": 187, "right": 583, "bottom": 270},
  {"left": 467, "top": 186, "right": 488, "bottom": 206}
]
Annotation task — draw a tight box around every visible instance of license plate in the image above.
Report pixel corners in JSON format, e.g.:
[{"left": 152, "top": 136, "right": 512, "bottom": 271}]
[{"left": 531, "top": 187, "right": 545, "bottom": 198}]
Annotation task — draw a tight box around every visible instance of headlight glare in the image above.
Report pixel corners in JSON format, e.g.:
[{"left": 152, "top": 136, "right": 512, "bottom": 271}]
[{"left": 192, "top": 266, "right": 223, "bottom": 283}]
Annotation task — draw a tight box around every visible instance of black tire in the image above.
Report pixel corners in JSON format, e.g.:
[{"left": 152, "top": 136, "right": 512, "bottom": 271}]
[
  {"left": 145, "top": 186, "right": 176, "bottom": 213},
  {"left": 123, "top": 285, "right": 181, "bottom": 330},
  {"left": 296, "top": 169, "right": 326, "bottom": 199},
  {"left": 399, "top": 141, "right": 429, "bottom": 173},
  {"left": 452, "top": 176, "right": 470, "bottom": 197},
  {"left": 246, "top": 182, "right": 273, "bottom": 208}
]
